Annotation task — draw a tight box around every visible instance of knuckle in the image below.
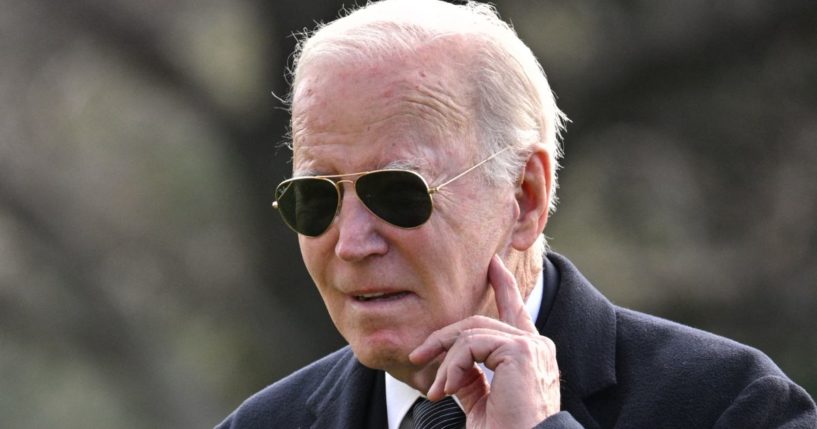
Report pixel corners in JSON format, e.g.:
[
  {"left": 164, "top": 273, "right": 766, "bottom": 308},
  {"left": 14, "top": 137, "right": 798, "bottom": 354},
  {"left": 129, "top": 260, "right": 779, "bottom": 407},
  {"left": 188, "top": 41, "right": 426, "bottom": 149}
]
[
  {"left": 459, "top": 329, "right": 482, "bottom": 344},
  {"left": 513, "top": 337, "right": 537, "bottom": 355},
  {"left": 538, "top": 336, "right": 557, "bottom": 355}
]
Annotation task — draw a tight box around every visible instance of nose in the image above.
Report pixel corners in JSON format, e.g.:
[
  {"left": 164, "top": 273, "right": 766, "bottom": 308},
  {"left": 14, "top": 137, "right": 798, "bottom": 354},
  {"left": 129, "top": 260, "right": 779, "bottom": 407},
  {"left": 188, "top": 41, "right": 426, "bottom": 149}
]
[{"left": 334, "top": 184, "right": 388, "bottom": 261}]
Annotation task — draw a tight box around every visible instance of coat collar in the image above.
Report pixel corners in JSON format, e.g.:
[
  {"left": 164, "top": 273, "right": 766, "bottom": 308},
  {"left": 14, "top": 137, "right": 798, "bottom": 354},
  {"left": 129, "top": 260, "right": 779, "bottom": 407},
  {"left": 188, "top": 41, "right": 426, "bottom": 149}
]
[{"left": 541, "top": 253, "right": 618, "bottom": 426}]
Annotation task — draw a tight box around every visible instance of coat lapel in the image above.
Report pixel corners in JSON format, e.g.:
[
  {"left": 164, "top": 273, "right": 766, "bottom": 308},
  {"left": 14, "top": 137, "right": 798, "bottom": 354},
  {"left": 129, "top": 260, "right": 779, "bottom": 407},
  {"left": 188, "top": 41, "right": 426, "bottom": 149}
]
[
  {"left": 540, "top": 253, "right": 619, "bottom": 428},
  {"left": 305, "top": 348, "right": 380, "bottom": 429}
]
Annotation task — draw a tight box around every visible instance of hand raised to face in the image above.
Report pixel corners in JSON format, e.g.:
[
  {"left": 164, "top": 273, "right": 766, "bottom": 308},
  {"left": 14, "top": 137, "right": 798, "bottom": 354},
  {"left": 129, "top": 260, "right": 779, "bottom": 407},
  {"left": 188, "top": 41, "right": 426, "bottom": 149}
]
[{"left": 409, "top": 255, "right": 561, "bottom": 428}]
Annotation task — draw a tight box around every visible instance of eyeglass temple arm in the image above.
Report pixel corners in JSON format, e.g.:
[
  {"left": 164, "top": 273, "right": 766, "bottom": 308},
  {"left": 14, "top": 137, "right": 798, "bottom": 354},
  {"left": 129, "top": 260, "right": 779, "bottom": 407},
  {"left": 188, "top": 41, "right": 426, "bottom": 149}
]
[{"left": 429, "top": 146, "right": 511, "bottom": 194}]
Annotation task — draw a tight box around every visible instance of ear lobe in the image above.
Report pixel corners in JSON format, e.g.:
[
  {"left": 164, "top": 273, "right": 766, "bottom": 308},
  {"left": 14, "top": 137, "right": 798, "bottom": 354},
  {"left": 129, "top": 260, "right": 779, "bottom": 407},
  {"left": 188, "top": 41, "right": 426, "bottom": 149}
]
[{"left": 511, "top": 149, "right": 551, "bottom": 251}]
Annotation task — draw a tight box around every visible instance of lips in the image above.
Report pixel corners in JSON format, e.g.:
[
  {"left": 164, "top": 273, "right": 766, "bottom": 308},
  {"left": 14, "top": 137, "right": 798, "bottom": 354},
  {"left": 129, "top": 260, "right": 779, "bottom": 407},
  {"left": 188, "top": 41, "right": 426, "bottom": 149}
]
[{"left": 353, "top": 291, "right": 411, "bottom": 302}]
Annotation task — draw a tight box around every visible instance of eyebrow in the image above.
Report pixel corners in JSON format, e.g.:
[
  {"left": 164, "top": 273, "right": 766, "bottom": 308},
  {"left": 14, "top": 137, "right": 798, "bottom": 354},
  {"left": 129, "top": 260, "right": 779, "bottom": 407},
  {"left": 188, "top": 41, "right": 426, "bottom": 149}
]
[{"left": 384, "top": 158, "right": 425, "bottom": 171}]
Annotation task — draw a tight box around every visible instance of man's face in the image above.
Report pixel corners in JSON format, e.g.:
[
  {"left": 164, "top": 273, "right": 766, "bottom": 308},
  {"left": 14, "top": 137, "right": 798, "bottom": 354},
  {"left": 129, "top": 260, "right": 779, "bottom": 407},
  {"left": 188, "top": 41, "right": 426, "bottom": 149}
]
[{"left": 290, "top": 50, "right": 517, "bottom": 377}]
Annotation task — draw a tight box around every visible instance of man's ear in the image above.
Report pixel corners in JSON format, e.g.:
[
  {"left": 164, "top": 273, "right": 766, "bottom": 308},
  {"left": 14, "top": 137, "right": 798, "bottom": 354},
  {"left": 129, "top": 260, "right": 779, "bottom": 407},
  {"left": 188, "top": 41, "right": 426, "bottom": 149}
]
[{"left": 511, "top": 147, "right": 551, "bottom": 251}]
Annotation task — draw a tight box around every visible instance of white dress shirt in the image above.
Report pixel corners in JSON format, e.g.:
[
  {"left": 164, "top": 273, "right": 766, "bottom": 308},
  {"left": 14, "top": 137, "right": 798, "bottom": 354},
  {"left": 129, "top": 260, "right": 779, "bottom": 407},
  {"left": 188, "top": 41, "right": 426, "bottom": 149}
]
[{"left": 385, "top": 271, "right": 545, "bottom": 429}]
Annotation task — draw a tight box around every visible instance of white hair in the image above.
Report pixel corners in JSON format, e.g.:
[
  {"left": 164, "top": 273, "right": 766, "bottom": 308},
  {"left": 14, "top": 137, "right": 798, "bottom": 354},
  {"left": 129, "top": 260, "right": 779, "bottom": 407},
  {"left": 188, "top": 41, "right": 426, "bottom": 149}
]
[{"left": 288, "top": 0, "right": 566, "bottom": 253}]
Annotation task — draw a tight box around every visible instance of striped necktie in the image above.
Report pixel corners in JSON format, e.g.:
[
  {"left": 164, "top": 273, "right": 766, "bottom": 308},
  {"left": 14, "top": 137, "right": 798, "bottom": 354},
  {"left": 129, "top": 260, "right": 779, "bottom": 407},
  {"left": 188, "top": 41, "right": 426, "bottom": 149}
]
[{"left": 411, "top": 396, "right": 466, "bottom": 429}]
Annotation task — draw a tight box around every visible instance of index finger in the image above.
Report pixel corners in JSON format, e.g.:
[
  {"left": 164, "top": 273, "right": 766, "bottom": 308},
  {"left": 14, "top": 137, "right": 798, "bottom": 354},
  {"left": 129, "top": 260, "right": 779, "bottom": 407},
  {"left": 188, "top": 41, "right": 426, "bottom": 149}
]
[{"left": 489, "top": 254, "right": 537, "bottom": 332}]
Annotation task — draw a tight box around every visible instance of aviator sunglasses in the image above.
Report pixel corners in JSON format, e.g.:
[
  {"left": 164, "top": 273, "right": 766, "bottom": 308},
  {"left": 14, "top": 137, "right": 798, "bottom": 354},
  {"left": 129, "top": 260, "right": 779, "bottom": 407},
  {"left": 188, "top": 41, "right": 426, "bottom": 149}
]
[{"left": 272, "top": 147, "right": 510, "bottom": 236}]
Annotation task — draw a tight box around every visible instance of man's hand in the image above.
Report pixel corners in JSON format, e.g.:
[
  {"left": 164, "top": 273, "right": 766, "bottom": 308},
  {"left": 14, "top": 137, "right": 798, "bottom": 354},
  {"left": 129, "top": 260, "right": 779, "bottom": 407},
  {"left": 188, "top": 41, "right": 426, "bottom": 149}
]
[{"left": 409, "top": 255, "right": 560, "bottom": 428}]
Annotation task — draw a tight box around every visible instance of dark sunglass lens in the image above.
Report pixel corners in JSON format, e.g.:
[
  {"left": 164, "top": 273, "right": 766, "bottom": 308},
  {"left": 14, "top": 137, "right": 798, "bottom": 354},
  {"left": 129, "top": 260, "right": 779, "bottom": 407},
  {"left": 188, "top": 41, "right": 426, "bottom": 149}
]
[
  {"left": 275, "top": 178, "right": 338, "bottom": 236},
  {"left": 356, "top": 171, "right": 432, "bottom": 228}
]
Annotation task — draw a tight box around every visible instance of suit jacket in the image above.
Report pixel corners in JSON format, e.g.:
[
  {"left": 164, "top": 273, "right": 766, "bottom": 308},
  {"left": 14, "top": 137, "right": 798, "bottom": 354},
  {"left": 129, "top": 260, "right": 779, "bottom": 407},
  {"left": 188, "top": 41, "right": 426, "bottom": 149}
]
[{"left": 216, "top": 253, "right": 817, "bottom": 428}]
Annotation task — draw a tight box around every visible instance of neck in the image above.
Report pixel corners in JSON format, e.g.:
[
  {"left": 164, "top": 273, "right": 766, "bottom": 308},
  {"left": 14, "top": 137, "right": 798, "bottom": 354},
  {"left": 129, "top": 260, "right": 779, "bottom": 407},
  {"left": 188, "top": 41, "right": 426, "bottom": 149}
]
[{"left": 506, "top": 247, "right": 542, "bottom": 302}]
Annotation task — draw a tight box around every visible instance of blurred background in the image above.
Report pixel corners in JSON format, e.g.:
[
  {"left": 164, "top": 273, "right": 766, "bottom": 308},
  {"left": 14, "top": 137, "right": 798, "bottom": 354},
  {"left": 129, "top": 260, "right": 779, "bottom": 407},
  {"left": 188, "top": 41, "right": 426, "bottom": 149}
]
[{"left": 1, "top": 0, "right": 815, "bottom": 427}]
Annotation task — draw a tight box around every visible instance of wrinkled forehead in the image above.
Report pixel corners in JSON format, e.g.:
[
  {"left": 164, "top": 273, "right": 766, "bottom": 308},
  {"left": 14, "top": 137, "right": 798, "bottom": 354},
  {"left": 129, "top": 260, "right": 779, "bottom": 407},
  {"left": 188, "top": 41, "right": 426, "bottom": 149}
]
[{"left": 290, "top": 47, "right": 478, "bottom": 172}]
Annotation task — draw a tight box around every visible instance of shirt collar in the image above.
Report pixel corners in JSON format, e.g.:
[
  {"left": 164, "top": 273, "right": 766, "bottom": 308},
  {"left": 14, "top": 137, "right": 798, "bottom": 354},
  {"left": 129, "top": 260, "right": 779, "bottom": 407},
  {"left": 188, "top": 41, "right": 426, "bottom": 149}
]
[{"left": 384, "top": 269, "right": 546, "bottom": 429}]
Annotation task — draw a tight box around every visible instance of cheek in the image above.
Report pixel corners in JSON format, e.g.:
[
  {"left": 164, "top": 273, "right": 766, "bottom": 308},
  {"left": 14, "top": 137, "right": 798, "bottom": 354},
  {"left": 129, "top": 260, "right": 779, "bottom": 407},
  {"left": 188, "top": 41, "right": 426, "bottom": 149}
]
[
  {"left": 299, "top": 236, "right": 332, "bottom": 283},
  {"left": 415, "top": 233, "right": 493, "bottom": 310},
  {"left": 425, "top": 195, "right": 513, "bottom": 310}
]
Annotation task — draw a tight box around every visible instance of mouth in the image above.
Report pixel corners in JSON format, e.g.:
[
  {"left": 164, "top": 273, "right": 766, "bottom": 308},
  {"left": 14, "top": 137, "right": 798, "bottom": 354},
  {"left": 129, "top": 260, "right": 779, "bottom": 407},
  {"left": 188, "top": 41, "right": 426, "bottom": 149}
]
[{"left": 353, "top": 291, "right": 411, "bottom": 302}]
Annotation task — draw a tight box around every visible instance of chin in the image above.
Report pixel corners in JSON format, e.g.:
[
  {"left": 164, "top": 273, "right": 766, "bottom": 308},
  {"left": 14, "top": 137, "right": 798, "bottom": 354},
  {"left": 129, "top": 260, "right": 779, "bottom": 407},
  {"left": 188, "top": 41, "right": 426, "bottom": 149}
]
[{"left": 349, "top": 336, "right": 413, "bottom": 371}]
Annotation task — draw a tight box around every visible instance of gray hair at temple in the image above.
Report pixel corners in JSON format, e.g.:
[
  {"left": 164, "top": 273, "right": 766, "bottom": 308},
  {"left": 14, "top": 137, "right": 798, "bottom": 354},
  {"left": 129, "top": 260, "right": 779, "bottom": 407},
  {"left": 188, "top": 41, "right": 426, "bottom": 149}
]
[{"left": 288, "top": 0, "right": 567, "bottom": 250}]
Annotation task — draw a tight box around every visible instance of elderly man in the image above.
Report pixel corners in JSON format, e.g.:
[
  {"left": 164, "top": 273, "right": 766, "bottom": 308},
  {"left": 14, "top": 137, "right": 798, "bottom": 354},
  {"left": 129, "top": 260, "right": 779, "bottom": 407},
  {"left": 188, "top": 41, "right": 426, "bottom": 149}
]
[{"left": 218, "top": 0, "right": 816, "bottom": 427}]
